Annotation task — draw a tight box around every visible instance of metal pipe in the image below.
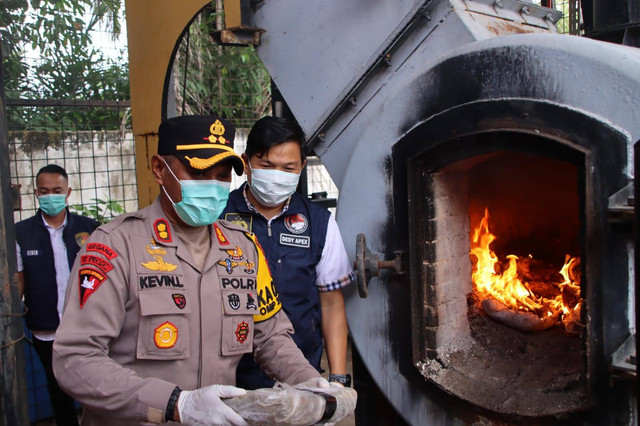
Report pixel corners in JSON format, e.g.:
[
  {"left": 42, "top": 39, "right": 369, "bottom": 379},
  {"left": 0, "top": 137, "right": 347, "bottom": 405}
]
[{"left": 0, "top": 48, "right": 29, "bottom": 426}]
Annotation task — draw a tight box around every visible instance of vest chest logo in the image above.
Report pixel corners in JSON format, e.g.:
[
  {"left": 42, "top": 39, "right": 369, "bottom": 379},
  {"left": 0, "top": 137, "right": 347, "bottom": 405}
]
[
  {"left": 224, "top": 213, "right": 253, "bottom": 232},
  {"left": 79, "top": 267, "right": 107, "bottom": 308},
  {"left": 235, "top": 321, "right": 249, "bottom": 343},
  {"left": 25, "top": 249, "right": 40, "bottom": 257},
  {"left": 172, "top": 293, "right": 186, "bottom": 309},
  {"left": 141, "top": 240, "right": 177, "bottom": 272},
  {"left": 154, "top": 321, "right": 178, "bottom": 348},
  {"left": 284, "top": 213, "right": 308, "bottom": 234},
  {"left": 75, "top": 232, "right": 90, "bottom": 247}
]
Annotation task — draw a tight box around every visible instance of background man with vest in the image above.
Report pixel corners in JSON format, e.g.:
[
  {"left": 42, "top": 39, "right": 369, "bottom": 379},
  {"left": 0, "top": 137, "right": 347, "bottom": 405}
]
[
  {"left": 15, "top": 164, "right": 99, "bottom": 426},
  {"left": 51, "top": 115, "right": 351, "bottom": 425},
  {"left": 222, "top": 116, "right": 355, "bottom": 389}
]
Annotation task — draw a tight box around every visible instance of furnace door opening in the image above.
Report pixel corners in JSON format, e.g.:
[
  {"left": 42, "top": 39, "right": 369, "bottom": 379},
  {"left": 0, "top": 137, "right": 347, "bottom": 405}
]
[{"left": 412, "top": 147, "right": 589, "bottom": 417}]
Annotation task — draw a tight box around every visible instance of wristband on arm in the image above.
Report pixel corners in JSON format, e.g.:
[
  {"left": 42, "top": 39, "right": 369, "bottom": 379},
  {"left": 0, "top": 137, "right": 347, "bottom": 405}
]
[{"left": 165, "top": 386, "right": 182, "bottom": 422}]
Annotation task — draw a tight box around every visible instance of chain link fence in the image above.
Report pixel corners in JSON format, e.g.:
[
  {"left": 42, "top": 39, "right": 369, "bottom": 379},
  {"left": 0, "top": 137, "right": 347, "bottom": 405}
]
[{"left": 7, "top": 100, "right": 136, "bottom": 224}]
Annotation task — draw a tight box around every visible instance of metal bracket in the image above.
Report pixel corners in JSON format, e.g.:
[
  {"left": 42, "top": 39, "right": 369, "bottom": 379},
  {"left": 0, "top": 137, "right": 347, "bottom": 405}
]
[
  {"left": 354, "top": 233, "right": 405, "bottom": 298},
  {"left": 608, "top": 183, "right": 634, "bottom": 224},
  {"left": 213, "top": 26, "right": 265, "bottom": 46}
]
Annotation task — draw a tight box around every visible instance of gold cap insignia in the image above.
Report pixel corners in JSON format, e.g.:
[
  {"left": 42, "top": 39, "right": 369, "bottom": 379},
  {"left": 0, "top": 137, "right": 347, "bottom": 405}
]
[{"left": 206, "top": 119, "right": 228, "bottom": 145}]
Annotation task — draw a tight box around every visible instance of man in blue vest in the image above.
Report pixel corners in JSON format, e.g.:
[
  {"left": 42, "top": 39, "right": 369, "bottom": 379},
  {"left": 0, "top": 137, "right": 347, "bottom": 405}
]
[
  {"left": 15, "top": 164, "right": 99, "bottom": 426},
  {"left": 222, "top": 116, "right": 355, "bottom": 389}
]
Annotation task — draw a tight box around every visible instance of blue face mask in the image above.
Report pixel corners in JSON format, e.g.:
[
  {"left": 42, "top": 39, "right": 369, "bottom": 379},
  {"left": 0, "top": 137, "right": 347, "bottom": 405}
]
[
  {"left": 38, "top": 194, "right": 67, "bottom": 216},
  {"left": 161, "top": 159, "right": 230, "bottom": 227}
]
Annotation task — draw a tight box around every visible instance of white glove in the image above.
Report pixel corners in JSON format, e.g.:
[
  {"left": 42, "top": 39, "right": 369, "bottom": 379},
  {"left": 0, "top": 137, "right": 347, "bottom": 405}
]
[{"left": 177, "top": 384, "right": 248, "bottom": 426}]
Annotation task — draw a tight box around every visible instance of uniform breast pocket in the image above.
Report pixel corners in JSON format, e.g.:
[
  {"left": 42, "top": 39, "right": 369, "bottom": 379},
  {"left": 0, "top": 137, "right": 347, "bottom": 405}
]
[
  {"left": 221, "top": 290, "right": 255, "bottom": 356},
  {"left": 136, "top": 290, "right": 191, "bottom": 360}
]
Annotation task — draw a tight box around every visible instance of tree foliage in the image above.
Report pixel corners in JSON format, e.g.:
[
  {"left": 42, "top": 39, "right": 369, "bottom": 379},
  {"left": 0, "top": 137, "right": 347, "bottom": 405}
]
[
  {"left": 173, "top": 5, "right": 271, "bottom": 128},
  {"left": 1, "top": 0, "right": 129, "bottom": 129}
]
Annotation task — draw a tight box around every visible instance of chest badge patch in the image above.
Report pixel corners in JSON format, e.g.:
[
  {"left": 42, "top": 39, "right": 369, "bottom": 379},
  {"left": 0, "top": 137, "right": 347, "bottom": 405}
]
[
  {"left": 225, "top": 246, "right": 244, "bottom": 260},
  {"left": 153, "top": 219, "right": 172, "bottom": 243},
  {"left": 154, "top": 321, "right": 178, "bottom": 348},
  {"left": 284, "top": 213, "right": 308, "bottom": 234},
  {"left": 214, "top": 223, "right": 230, "bottom": 245},
  {"left": 79, "top": 267, "right": 107, "bottom": 308},
  {"left": 141, "top": 240, "right": 177, "bottom": 272},
  {"left": 246, "top": 293, "right": 257, "bottom": 311},
  {"left": 235, "top": 321, "right": 249, "bottom": 343},
  {"left": 228, "top": 293, "right": 241, "bottom": 310},
  {"left": 75, "top": 232, "right": 90, "bottom": 247},
  {"left": 172, "top": 293, "right": 186, "bottom": 309}
]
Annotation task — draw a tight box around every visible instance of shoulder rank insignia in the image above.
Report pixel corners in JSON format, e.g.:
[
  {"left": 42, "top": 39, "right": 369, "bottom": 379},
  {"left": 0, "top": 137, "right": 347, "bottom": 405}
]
[
  {"left": 153, "top": 219, "right": 172, "bottom": 243},
  {"left": 141, "top": 240, "right": 177, "bottom": 272},
  {"left": 214, "top": 223, "right": 230, "bottom": 245}
]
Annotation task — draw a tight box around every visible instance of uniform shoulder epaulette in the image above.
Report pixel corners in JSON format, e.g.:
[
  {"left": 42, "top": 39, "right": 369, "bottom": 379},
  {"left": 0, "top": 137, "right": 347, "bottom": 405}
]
[{"left": 98, "top": 210, "right": 144, "bottom": 233}]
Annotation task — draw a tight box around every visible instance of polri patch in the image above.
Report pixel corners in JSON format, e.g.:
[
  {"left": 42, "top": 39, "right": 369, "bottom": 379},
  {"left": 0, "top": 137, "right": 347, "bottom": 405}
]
[
  {"left": 75, "top": 232, "right": 90, "bottom": 247},
  {"left": 153, "top": 219, "right": 172, "bottom": 243},
  {"left": 284, "top": 214, "right": 308, "bottom": 234},
  {"left": 172, "top": 293, "right": 186, "bottom": 309},
  {"left": 79, "top": 267, "right": 107, "bottom": 308},
  {"left": 279, "top": 233, "right": 311, "bottom": 248},
  {"left": 235, "top": 321, "right": 249, "bottom": 343},
  {"left": 224, "top": 213, "right": 253, "bottom": 232},
  {"left": 214, "top": 223, "right": 230, "bottom": 245},
  {"left": 154, "top": 321, "right": 178, "bottom": 348},
  {"left": 86, "top": 242, "right": 118, "bottom": 259},
  {"left": 81, "top": 254, "right": 114, "bottom": 273}
]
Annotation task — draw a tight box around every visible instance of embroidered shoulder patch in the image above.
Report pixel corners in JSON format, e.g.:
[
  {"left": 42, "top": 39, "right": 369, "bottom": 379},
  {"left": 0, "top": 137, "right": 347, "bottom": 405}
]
[
  {"left": 79, "top": 267, "right": 107, "bottom": 308},
  {"left": 235, "top": 321, "right": 250, "bottom": 343},
  {"left": 153, "top": 219, "right": 172, "bottom": 243},
  {"left": 244, "top": 233, "right": 281, "bottom": 322},
  {"left": 80, "top": 254, "right": 114, "bottom": 273},
  {"left": 86, "top": 242, "right": 118, "bottom": 259},
  {"left": 214, "top": 223, "right": 230, "bottom": 245}
]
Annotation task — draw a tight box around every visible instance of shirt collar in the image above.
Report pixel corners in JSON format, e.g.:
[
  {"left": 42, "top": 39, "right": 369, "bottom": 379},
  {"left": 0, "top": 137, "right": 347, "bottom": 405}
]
[{"left": 41, "top": 210, "right": 68, "bottom": 231}]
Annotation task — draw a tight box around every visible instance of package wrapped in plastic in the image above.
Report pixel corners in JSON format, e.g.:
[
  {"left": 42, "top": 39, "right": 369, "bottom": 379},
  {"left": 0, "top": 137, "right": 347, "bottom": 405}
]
[{"left": 223, "top": 382, "right": 357, "bottom": 425}]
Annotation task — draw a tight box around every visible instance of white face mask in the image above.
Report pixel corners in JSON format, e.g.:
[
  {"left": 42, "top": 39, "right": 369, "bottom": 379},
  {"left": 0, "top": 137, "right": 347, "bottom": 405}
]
[{"left": 249, "top": 165, "right": 300, "bottom": 207}]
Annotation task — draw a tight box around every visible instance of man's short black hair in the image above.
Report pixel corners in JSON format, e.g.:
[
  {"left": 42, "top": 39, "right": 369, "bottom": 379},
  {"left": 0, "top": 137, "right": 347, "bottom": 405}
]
[
  {"left": 246, "top": 116, "right": 307, "bottom": 161},
  {"left": 37, "top": 164, "right": 68, "bottom": 180}
]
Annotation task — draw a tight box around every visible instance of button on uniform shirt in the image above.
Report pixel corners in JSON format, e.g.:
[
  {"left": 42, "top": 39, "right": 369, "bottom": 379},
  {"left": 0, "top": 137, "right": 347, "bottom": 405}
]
[{"left": 16, "top": 213, "right": 70, "bottom": 341}]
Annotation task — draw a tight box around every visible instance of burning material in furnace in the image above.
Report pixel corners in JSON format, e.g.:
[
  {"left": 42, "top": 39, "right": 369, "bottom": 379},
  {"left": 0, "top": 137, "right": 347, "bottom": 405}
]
[{"left": 469, "top": 208, "right": 583, "bottom": 334}]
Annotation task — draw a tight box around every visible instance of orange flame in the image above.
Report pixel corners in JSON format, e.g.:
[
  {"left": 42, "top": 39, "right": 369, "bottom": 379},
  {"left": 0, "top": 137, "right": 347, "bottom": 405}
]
[{"left": 470, "top": 208, "right": 581, "bottom": 331}]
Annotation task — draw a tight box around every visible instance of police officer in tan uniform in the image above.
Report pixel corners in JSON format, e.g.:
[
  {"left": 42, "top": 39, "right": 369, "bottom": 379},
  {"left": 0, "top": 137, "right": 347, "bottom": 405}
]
[{"left": 52, "top": 116, "right": 326, "bottom": 425}]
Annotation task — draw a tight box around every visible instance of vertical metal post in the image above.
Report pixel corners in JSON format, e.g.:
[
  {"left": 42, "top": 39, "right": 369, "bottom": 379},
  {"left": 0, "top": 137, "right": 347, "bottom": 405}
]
[
  {"left": 635, "top": 139, "right": 640, "bottom": 415},
  {"left": 0, "top": 49, "right": 29, "bottom": 426}
]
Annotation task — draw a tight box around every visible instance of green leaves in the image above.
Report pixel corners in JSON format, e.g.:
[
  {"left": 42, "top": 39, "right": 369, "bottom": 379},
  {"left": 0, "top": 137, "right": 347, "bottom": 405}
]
[{"left": 69, "top": 197, "right": 125, "bottom": 224}]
